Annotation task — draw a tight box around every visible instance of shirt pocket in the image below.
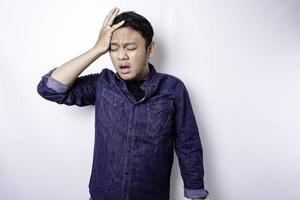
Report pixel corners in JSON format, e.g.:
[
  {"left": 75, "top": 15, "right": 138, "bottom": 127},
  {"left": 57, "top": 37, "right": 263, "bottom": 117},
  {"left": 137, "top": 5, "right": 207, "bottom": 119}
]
[
  {"left": 99, "top": 88, "right": 124, "bottom": 128},
  {"left": 146, "top": 99, "right": 173, "bottom": 135}
]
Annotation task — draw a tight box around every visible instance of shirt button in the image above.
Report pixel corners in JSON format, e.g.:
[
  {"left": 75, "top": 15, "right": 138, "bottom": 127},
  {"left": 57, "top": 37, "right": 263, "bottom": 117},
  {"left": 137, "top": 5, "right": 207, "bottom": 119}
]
[
  {"left": 129, "top": 125, "right": 133, "bottom": 129},
  {"left": 127, "top": 147, "right": 131, "bottom": 151},
  {"left": 125, "top": 170, "right": 128, "bottom": 175}
]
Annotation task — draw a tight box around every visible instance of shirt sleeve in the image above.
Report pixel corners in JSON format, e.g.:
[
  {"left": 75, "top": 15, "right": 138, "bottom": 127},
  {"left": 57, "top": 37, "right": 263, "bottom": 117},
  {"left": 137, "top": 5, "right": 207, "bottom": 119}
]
[
  {"left": 174, "top": 82, "right": 209, "bottom": 199},
  {"left": 37, "top": 67, "right": 100, "bottom": 106}
]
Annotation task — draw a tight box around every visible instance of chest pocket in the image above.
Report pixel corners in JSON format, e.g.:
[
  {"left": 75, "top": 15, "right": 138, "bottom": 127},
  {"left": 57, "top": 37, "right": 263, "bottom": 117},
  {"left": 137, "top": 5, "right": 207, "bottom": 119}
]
[
  {"left": 99, "top": 88, "right": 124, "bottom": 128},
  {"left": 146, "top": 99, "right": 173, "bottom": 135}
]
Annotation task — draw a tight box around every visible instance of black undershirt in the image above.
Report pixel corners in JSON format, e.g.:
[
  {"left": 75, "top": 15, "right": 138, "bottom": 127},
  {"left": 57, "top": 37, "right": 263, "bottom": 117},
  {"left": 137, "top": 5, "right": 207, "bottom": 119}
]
[{"left": 125, "top": 80, "right": 145, "bottom": 102}]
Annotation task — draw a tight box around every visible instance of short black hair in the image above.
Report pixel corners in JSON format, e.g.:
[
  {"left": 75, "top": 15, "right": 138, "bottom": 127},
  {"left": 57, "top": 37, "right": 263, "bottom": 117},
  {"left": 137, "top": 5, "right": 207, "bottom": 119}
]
[{"left": 112, "top": 11, "right": 154, "bottom": 47}]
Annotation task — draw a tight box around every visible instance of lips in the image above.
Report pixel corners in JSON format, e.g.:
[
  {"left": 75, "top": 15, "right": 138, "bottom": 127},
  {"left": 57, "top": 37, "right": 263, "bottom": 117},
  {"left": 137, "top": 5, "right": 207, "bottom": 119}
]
[{"left": 119, "top": 64, "right": 131, "bottom": 74}]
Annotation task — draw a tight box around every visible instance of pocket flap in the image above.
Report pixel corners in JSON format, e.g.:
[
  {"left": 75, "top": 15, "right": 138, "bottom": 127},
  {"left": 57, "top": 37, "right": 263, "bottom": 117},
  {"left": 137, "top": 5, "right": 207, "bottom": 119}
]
[
  {"left": 101, "top": 88, "right": 124, "bottom": 107},
  {"left": 147, "top": 100, "right": 172, "bottom": 113}
]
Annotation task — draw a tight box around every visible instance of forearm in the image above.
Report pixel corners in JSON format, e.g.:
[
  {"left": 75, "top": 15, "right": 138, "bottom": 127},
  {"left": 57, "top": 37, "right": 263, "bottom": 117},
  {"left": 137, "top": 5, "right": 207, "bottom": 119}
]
[
  {"left": 50, "top": 7, "right": 124, "bottom": 85},
  {"left": 50, "top": 47, "right": 104, "bottom": 85}
]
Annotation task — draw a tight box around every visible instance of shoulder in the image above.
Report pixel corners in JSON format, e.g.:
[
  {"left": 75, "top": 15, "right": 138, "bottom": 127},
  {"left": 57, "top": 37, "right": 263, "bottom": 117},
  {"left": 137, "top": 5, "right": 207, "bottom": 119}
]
[
  {"left": 99, "top": 67, "right": 114, "bottom": 78},
  {"left": 94, "top": 68, "right": 115, "bottom": 84},
  {"left": 73, "top": 68, "right": 115, "bottom": 88},
  {"left": 156, "top": 71, "right": 187, "bottom": 92}
]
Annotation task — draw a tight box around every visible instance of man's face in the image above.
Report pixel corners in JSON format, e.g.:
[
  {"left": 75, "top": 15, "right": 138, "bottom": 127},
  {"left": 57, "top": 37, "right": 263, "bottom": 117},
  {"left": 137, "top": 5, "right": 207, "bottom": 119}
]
[{"left": 109, "top": 27, "right": 154, "bottom": 81}]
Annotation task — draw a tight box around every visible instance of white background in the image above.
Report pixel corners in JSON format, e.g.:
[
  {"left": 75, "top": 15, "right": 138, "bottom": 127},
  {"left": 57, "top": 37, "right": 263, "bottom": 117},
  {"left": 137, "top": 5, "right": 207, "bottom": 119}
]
[{"left": 1, "top": 0, "right": 300, "bottom": 199}]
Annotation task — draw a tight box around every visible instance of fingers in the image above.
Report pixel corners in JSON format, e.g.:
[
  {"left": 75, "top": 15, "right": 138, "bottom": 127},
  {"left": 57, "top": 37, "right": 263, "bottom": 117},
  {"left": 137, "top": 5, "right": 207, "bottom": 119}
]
[
  {"left": 103, "top": 7, "right": 119, "bottom": 26},
  {"left": 110, "top": 20, "right": 125, "bottom": 31},
  {"left": 103, "top": 7, "right": 117, "bottom": 25},
  {"left": 107, "top": 7, "right": 120, "bottom": 26}
]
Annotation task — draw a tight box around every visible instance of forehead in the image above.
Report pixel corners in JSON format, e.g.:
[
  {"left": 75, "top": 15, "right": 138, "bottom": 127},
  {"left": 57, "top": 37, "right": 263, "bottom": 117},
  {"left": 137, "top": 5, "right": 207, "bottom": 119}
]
[{"left": 110, "top": 27, "right": 145, "bottom": 45}]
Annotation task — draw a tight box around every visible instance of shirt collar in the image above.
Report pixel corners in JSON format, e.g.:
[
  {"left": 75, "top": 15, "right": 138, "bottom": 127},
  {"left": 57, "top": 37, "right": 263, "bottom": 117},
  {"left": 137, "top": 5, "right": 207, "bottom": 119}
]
[{"left": 114, "top": 63, "right": 159, "bottom": 102}]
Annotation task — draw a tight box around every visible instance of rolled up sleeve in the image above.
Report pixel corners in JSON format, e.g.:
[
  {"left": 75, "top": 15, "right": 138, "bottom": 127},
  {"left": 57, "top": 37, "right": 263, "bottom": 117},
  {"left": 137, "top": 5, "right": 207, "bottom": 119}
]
[
  {"left": 174, "top": 82, "right": 209, "bottom": 199},
  {"left": 184, "top": 187, "right": 209, "bottom": 199},
  {"left": 37, "top": 68, "right": 101, "bottom": 106},
  {"left": 45, "top": 68, "right": 73, "bottom": 93}
]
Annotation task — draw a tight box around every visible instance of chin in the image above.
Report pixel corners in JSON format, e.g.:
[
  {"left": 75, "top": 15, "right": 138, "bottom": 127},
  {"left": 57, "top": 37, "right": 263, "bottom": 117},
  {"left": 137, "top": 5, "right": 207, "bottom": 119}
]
[{"left": 119, "top": 73, "right": 135, "bottom": 81}]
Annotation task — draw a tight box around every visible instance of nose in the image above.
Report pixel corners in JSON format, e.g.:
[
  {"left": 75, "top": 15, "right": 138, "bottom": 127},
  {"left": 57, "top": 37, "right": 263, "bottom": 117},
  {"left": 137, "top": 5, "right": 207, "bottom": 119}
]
[{"left": 118, "top": 49, "right": 129, "bottom": 60}]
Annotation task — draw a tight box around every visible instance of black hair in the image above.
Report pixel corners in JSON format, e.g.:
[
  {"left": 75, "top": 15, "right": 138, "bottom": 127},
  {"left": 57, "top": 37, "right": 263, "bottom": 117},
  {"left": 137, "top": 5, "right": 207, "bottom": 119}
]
[{"left": 112, "top": 11, "right": 154, "bottom": 47}]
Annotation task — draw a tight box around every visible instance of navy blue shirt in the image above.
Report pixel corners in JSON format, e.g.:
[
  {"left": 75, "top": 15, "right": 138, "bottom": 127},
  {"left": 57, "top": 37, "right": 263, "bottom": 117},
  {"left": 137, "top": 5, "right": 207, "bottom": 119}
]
[{"left": 37, "top": 63, "right": 209, "bottom": 200}]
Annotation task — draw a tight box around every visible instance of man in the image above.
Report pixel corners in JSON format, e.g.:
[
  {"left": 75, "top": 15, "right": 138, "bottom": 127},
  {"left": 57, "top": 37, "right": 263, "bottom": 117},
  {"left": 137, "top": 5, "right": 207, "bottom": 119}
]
[{"left": 37, "top": 7, "right": 209, "bottom": 200}]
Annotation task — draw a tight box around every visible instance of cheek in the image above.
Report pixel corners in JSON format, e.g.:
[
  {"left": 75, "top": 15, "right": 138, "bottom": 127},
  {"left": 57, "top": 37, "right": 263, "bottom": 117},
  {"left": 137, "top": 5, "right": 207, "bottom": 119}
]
[{"left": 129, "top": 51, "right": 146, "bottom": 62}]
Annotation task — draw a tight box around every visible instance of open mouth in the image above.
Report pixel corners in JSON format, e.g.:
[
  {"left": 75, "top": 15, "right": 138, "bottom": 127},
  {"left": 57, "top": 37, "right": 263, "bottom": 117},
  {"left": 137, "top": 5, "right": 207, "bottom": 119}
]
[
  {"left": 120, "top": 65, "right": 130, "bottom": 69},
  {"left": 119, "top": 65, "right": 131, "bottom": 74}
]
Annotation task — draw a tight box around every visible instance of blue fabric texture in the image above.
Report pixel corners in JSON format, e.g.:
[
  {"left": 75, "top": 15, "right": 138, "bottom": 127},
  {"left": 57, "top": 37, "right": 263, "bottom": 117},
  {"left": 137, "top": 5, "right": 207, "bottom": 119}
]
[{"left": 37, "top": 63, "right": 209, "bottom": 200}]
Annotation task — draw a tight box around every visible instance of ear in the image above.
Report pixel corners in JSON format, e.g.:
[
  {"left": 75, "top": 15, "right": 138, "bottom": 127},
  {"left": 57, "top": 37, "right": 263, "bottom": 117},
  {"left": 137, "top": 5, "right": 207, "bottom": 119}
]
[{"left": 147, "top": 42, "right": 156, "bottom": 58}]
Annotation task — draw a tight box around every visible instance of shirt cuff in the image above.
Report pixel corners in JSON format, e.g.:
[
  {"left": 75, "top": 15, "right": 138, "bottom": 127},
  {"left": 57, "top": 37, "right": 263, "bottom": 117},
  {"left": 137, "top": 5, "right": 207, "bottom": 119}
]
[
  {"left": 45, "top": 68, "right": 73, "bottom": 93},
  {"left": 184, "top": 187, "right": 209, "bottom": 199}
]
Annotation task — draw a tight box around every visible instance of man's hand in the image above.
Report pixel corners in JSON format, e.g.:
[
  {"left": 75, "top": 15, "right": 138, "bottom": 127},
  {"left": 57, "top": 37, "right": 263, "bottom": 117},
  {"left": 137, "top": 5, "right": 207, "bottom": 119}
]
[
  {"left": 93, "top": 7, "right": 125, "bottom": 55},
  {"left": 49, "top": 7, "right": 124, "bottom": 85}
]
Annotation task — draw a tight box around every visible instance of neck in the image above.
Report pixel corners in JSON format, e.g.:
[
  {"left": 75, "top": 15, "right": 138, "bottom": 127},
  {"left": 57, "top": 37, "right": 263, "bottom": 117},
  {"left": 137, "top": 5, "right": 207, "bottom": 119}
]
[{"left": 138, "top": 64, "right": 150, "bottom": 81}]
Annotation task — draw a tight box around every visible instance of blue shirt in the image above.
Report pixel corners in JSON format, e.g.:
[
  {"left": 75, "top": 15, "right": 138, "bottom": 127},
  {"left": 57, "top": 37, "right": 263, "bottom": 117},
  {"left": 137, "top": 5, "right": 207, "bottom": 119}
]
[{"left": 37, "top": 63, "right": 209, "bottom": 200}]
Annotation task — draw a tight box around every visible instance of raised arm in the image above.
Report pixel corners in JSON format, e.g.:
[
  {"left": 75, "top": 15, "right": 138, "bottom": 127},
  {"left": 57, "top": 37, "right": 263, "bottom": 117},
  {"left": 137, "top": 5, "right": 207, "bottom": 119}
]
[
  {"left": 50, "top": 7, "right": 125, "bottom": 85},
  {"left": 37, "top": 7, "right": 124, "bottom": 106}
]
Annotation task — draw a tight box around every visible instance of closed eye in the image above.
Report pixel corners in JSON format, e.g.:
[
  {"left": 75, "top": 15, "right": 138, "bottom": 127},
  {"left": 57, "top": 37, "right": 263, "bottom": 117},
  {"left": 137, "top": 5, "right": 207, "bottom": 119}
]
[
  {"left": 127, "top": 47, "right": 137, "bottom": 51},
  {"left": 110, "top": 47, "right": 118, "bottom": 51}
]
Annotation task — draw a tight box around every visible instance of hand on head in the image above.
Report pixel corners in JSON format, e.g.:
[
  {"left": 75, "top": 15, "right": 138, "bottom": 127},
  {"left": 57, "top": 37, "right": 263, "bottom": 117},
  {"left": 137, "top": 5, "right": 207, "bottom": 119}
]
[{"left": 93, "top": 7, "right": 125, "bottom": 55}]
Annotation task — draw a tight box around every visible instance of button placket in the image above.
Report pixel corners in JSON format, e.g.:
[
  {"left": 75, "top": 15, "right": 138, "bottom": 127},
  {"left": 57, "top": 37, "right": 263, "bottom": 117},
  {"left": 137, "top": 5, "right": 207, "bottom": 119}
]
[{"left": 121, "top": 104, "right": 135, "bottom": 200}]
